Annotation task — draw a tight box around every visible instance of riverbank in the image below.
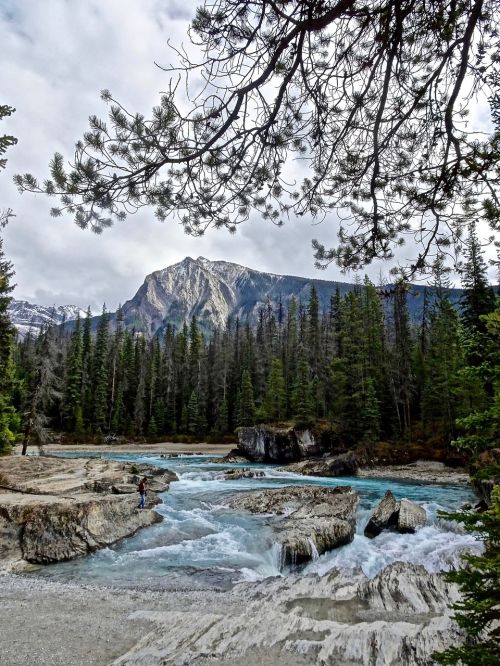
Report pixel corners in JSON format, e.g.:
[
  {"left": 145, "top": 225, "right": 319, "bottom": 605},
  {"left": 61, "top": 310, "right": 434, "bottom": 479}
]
[
  {"left": 356, "top": 460, "right": 470, "bottom": 485},
  {"left": 40, "top": 442, "right": 235, "bottom": 456},
  {"left": 39, "top": 442, "right": 471, "bottom": 485}
]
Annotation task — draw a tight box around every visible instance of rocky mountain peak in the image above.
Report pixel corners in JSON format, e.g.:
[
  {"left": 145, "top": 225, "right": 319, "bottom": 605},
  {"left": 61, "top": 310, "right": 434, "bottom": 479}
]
[{"left": 8, "top": 258, "right": 465, "bottom": 338}]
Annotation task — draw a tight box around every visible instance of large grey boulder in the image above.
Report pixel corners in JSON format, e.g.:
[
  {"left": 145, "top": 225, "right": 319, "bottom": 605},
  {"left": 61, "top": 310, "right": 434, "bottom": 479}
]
[
  {"left": 364, "top": 490, "right": 399, "bottom": 538},
  {"left": 364, "top": 494, "right": 426, "bottom": 538},
  {"left": 397, "top": 499, "right": 426, "bottom": 533},
  {"left": 237, "top": 426, "right": 328, "bottom": 463},
  {"left": 229, "top": 485, "right": 358, "bottom": 567}
]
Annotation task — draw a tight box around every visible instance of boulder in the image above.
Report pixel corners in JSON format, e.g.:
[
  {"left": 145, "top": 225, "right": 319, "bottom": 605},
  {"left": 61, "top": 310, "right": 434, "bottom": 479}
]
[
  {"left": 237, "top": 426, "right": 300, "bottom": 462},
  {"left": 397, "top": 499, "right": 426, "bottom": 533},
  {"left": 364, "top": 490, "right": 399, "bottom": 538},
  {"left": 229, "top": 485, "right": 358, "bottom": 568},
  {"left": 236, "top": 426, "right": 329, "bottom": 463},
  {"left": 283, "top": 452, "right": 359, "bottom": 477}
]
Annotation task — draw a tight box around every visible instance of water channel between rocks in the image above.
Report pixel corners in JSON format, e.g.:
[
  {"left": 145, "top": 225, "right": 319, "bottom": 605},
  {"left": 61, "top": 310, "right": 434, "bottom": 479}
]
[{"left": 35, "top": 453, "right": 481, "bottom": 591}]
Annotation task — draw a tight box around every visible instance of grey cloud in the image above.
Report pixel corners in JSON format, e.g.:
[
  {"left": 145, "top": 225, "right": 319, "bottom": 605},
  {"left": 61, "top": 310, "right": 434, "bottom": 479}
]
[{"left": 1, "top": 0, "right": 497, "bottom": 314}]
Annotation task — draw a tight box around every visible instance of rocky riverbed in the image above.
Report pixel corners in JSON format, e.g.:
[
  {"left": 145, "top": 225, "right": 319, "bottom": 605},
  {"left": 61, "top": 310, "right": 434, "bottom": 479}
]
[
  {"left": 0, "top": 456, "right": 177, "bottom": 569},
  {"left": 0, "top": 450, "right": 481, "bottom": 665}
]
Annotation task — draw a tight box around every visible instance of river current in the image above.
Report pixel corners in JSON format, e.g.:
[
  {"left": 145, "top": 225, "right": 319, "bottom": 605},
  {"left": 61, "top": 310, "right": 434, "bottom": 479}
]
[{"left": 38, "top": 453, "right": 481, "bottom": 590}]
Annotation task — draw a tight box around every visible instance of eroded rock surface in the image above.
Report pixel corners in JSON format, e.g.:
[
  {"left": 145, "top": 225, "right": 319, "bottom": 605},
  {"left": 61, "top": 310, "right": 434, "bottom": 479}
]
[
  {"left": 111, "top": 562, "right": 464, "bottom": 666},
  {"left": 0, "top": 456, "right": 176, "bottom": 566},
  {"left": 228, "top": 485, "right": 358, "bottom": 567}
]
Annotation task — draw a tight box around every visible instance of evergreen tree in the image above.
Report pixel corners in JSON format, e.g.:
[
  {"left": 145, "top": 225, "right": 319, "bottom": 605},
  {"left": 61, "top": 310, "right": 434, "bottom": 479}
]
[
  {"left": 291, "top": 347, "right": 313, "bottom": 426},
  {"left": 261, "top": 358, "right": 286, "bottom": 422},
  {"left": 133, "top": 335, "right": 146, "bottom": 435},
  {"left": 186, "top": 390, "right": 202, "bottom": 435},
  {"left": 361, "top": 378, "right": 380, "bottom": 445},
  {"left": 21, "top": 326, "right": 62, "bottom": 454},
  {"left": 453, "top": 307, "right": 500, "bottom": 454},
  {"left": 0, "top": 228, "right": 17, "bottom": 453},
  {"left": 461, "top": 222, "right": 496, "bottom": 334},
  {"left": 92, "top": 306, "right": 109, "bottom": 432},
  {"left": 238, "top": 369, "right": 255, "bottom": 427},
  {"left": 64, "top": 313, "right": 83, "bottom": 432},
  {"left": 388, "top": 282, "right": 413, "bottom": 435},
  {"left": 307, "top": 285, "right": 320, "bottom": 375},
  {"left": 81, "top": 307, "right": 93, "bottom": 427},
  {"left": 421, "top": 260, "right": 467, "bottom": 440}
]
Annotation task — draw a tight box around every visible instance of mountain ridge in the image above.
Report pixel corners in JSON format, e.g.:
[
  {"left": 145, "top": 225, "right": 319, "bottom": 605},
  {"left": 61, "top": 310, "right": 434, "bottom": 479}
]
[{"left": 8, "top": 257, "right": 465, "bottom": 337}]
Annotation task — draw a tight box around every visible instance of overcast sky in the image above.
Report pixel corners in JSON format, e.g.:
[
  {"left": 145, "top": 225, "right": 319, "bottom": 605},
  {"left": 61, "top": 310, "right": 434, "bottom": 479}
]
[{"left": 1, "top": 0, "right": 497, "bottom": 312}]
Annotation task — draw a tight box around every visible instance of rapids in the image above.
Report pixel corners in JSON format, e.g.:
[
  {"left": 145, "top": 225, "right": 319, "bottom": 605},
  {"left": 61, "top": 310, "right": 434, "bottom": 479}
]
[{"left": 37, "top": 453, "right": 481, "bottom": 590}]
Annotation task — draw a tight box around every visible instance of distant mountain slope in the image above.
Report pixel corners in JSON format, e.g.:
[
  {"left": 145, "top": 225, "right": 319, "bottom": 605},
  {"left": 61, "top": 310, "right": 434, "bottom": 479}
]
[
  {"left": 117, "top": 256, "right": 464, "bottom": 336},
  {"left": 9, "top": 257, "right": 466, "bottom": 338},
  {"left": 7, "top": 301, "right": 86, "bottom": 338}
]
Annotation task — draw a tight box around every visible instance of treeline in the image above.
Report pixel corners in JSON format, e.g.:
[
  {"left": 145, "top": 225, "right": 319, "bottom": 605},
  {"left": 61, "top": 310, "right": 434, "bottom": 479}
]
[{"left": 1, "top": 226, "right": 499, "bottom": 455}]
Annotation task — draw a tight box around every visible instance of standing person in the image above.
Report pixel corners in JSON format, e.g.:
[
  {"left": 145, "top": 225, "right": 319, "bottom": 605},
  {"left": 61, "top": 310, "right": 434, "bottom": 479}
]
[{"left": 138, "top": 477, "right": 148, "bottom": 509}]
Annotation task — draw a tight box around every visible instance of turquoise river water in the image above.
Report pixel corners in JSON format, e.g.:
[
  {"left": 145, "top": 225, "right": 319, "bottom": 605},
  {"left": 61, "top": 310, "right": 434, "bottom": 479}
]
[{"left": 37, "top": 453, "right": 481, "bottom": 590}]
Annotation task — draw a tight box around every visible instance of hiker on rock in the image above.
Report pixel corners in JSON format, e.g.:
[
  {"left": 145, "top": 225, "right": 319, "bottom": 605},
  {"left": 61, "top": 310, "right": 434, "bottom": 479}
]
[{"left": 138, "top": 477, "right": 148, "bottom": 509}]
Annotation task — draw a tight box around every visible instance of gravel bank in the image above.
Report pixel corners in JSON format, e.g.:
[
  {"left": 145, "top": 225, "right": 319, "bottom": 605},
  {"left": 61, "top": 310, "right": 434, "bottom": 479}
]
[
  {"left": 41, "top": 442, "right": 234, "bottom": 456},
  {"left": 357, "top": 460, "right": 469, "bottom": 485},
  {"left": 0, "top": 573, "right": 243, "bottom": 666}
]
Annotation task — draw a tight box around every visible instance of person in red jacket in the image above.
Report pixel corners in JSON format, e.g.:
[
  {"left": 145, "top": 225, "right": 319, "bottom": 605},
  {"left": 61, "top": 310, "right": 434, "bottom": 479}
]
[{"left": 138, "top": 477, "right": 148, "bottom": 509}]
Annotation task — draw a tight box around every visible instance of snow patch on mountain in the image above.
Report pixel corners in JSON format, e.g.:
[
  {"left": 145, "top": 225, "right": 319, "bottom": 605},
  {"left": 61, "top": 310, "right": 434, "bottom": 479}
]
[{"left": 8, "top": 301, "right": 87, "bottom": 337}]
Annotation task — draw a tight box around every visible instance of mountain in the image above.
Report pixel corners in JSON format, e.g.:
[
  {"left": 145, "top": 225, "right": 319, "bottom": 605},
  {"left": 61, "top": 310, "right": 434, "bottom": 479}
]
[
  {"left": 9, "top": 257, "right": 466, "bottom": 338},
  {"left": 116, "top": 256, "right": 464, "bottom": 336},
  {"left": 7, "top": 300, "right": 87, "bottom": 338}
]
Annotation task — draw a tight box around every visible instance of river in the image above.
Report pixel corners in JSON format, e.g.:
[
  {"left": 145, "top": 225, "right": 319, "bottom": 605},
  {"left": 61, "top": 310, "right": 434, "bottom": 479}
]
[{"left": 37, "top": 452, "right": 480, "bottom": 591}]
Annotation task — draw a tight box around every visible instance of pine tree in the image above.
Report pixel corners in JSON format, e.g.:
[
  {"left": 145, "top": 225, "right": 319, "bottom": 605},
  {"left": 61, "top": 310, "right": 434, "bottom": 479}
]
[
  {"left": 21, "top": 326, "right": 62, "bottom": 454},
  {"left": 238, "top": 369, "right": 256, "bottom": 427},
  {"left": 291, "top": 347, "right": 313, "bottom": 426},
  {"left": 461, "top": 222, "right": 496, "bottom": 334},
  {"left": 81, "top": 307, "right": 93, "bottom": 427},
  {"left": 307, "top": 285, "right": 320, "bottom": 375},
  {"left": 261, "top": 357, "right": 286, "bottom": 422},
  {"left": 0, "top": 229, "right": 17, "bottom": 453},
  {"left": 133, "top": 335, "right": 146, "bottom": 435},
  {"left": 186, "top": 390, "right": 201, "bottom": 435},
  {"left": 108, "top": 305, "right": 124, "bottom": 432},
  {"left": 389, "top": 281, "right": 414, "bottom": 435},
  {"left": 421, "top": 296, "right": 465, "bottom": 440},
  {"left": 64, "top": 314, "right": 83, "bottom": 432},
  {"left": 453, "top": 307, "right": 500, "bottom": 455},
  {"left": 361, "top": 378, "right": 380, "bottom": 444},
  {"left": 91, "top": 306, "right": 109, "bottom": 433}
]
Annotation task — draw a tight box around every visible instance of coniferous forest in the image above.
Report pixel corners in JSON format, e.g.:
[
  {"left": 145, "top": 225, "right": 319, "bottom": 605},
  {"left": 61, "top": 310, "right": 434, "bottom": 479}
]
[{"left": 1, "top": 224, "right": 498, "bottom": 462}]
